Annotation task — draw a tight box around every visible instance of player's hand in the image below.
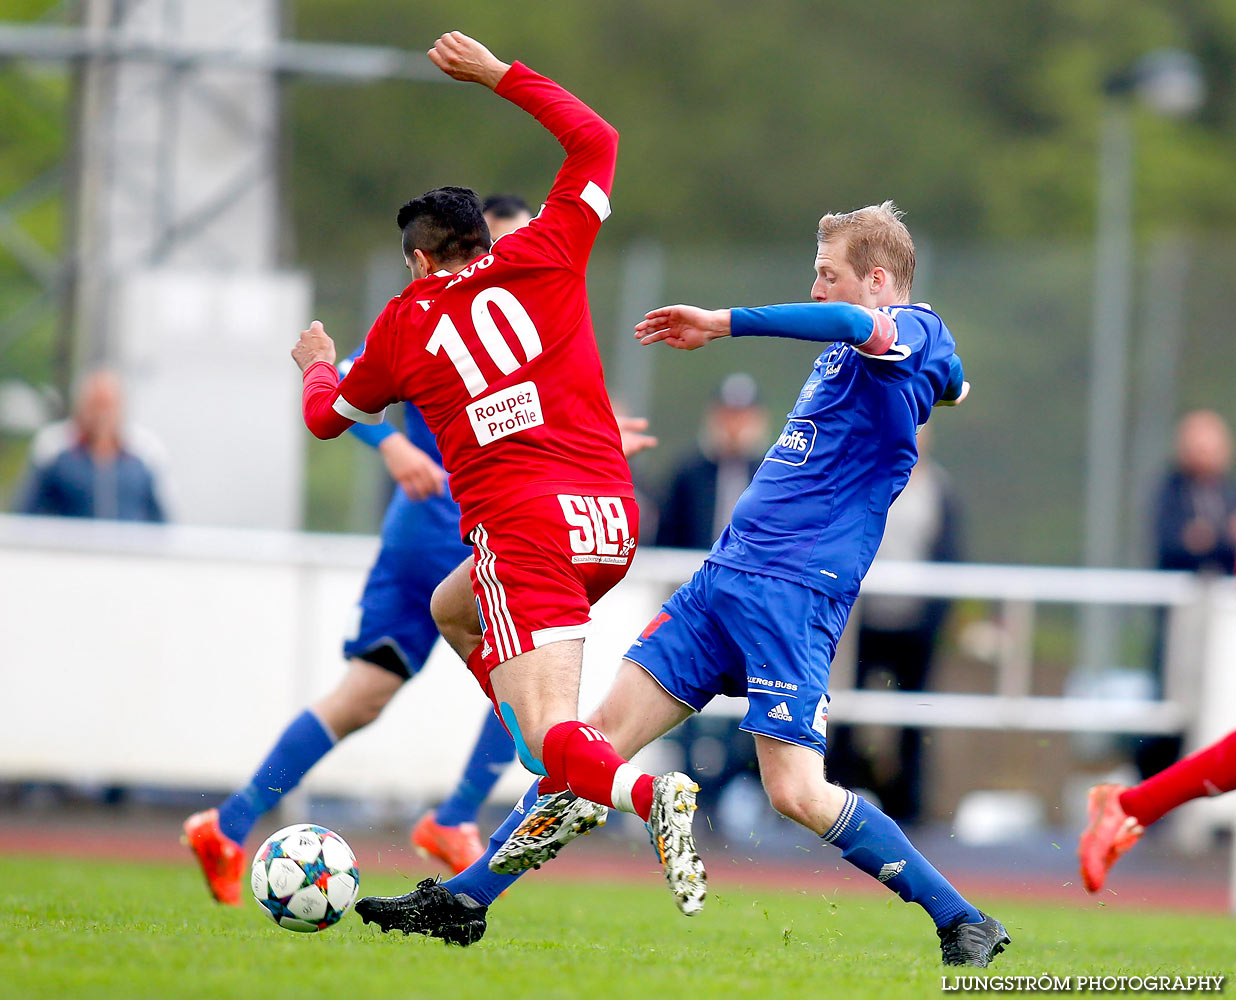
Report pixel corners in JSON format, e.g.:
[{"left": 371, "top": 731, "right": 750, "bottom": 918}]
[
  {"left": 934, "top": 380, "right": 971, "bottom": 407},
  {"left": 378, "top": 433, "right": 447, "bottom": 500},
  {"left": 616, "top": 415, "right": 658, "bottom": 457},
  {"left": 292, "top": 320, "right": 336, "bottom": 372},
  {"left": 635, "top": 305, "right": 731, "bottom": 350},
  {"left": 427, "top": 32, "right": 510, "bottom": 89}
]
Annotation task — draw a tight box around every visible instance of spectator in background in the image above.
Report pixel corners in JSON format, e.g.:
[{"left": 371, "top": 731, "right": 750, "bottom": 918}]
[
  {"left": 1153, "top": 409, "right": 1236, "bottom": 575},
  {"left": 655, "top": 372, "right": 768, "bottom": 550},
  {"left": 14, "top": 369, "right": 167, "bottom": 522},
  {"left": 828, "top": 426, "right": 961, "bottom": 824},
  {"left": 1138, "top": 409, "right": 1236, "bottom": 778}
]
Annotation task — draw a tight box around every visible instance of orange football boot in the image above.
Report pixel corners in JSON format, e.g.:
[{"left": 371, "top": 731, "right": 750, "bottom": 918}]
[
  {"left": 411, "top": 812, "right": 484, "bottom": 874},
  {"left": 182, "top": 809, "right": 245, "bottom": 906},
  {"left": 1078, "top": 783, "right": 1144, "bottom": 893}
]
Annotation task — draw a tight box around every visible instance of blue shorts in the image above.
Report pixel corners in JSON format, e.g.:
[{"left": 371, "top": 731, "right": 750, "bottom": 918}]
[
  {"left": 342, "top": 495, "right": 470, "bottom": 678},
  {"left": 624, "top": 561, "right": 851, "bottom": 757}
]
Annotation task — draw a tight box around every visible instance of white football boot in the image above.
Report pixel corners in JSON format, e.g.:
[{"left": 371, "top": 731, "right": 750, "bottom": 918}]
[
  {"left": 488, "top": 789, "right": 607, "bottom": 874},
  {"left": 648, "top": 771, "right": 707, "bottom": 916}
]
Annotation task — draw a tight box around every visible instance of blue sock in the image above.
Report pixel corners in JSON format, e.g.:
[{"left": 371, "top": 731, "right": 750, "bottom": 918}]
[
  {"left": 435, "top": 711, "right": 517, "bottom": 827},
  {"left": 822, "top": 790, "right": 982, "bottom": 929},
  {"left": 216, "top": 709, "right": 336, "bottom": 845},
  {"left": 441, "top": 780, "right": 540, "bottom": 906}
]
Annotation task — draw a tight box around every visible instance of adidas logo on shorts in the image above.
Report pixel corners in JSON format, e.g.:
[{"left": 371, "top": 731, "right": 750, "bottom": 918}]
[{"left": 767, "top": 701, "right": 793, "bottom": 722}]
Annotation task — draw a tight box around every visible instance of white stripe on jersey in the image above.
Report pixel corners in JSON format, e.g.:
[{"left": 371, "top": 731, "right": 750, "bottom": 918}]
[
  {"left": 580, "top": 181, "right": 611, "bottom": 222},
  {"left": 332, "top": 394, "right": 386, "bottom": 425}
]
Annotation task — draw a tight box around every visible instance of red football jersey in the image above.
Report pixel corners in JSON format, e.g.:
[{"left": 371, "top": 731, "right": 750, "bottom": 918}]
[{"left": 303, "top": 61, "right": 632, "bottom": 537}]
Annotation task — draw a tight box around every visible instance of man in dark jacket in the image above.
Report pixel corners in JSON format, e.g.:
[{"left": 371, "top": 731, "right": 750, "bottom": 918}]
[
  {"left": 1153, "top": 409, "right": 1236, "bottom": 575},
  {"left": 655, "top": 373, "right": 768, "bottom": 550},
  {"left": 15, "top": 370, "right": 167, "bottom": 522}
]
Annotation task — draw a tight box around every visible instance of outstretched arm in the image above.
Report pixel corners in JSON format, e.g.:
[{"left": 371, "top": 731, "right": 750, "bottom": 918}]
[{"left": 635, "top": 302, "right": 896, "bottom": 354}]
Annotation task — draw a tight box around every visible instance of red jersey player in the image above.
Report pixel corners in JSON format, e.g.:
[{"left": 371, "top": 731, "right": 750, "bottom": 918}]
[{"left": 291, "top": 32, "right": 705, "bottom": 915}]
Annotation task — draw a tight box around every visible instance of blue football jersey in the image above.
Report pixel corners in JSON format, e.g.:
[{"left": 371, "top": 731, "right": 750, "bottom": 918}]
[
  {"left": 340, "top": 341, "right": 466, "bottom": 553},
  {"left": 707, "top": 304, "right": 958, "bottom": 602}
]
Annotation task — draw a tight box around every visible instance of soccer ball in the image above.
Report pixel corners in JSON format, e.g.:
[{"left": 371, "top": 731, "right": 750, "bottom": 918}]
[{"left": 251, "top": 823, "right": 359, "bottom": 932}]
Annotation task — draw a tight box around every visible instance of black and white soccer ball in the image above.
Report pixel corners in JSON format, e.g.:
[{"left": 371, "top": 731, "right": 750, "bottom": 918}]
[{"left": 251, "top": 823, "right": 359, "bottom": 932}]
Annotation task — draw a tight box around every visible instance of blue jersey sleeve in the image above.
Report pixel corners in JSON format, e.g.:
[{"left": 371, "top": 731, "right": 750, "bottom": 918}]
[
  {"left": 942, "top": 352, "right": 966, "bottom": 401},
  {"left": 339, "top": 340, "right": 397, "bottom": 449},
  {"left": 730, "top": 302, "right": 878, "bottom": 346}
]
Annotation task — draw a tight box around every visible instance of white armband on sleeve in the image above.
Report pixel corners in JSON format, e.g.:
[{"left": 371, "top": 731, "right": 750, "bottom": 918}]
[{"left": 332, "top": 395, "right": 386, "bottom": 425}]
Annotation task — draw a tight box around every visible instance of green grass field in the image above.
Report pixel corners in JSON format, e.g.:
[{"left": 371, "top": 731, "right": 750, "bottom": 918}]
[{"left": 2, "top": 856, "right": 1231, "bottom": 999}]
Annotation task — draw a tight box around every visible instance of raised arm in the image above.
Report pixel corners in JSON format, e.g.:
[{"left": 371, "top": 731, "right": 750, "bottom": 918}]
[{"left": 428, "top": 31, "right": 618, "bottom": 269}]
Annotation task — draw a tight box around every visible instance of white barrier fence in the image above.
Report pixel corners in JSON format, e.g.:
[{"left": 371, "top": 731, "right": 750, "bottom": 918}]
[{"left": 1, "top": 515, "right": 1233, "bottom": 903}]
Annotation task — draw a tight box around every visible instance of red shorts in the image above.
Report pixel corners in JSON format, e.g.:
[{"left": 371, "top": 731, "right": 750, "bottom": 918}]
[{"left": 465, "top": 492, "right": 640, "bottom": 702}]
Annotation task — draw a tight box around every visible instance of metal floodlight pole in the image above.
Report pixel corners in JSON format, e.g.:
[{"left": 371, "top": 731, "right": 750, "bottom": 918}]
[
  {"left": 1079, "top": 103, "right": 1134, "bottom": 671},
  {"left": 0, "top": 15, "right": 449, "bottom": 394},
  {"left": 1079, "top": 49, "right": 1205, "bottom": 672}
]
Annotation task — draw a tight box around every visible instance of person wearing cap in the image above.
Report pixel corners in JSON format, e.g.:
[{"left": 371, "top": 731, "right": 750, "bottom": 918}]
[{"left": 655, "top": 372, "right": 768, "bottom": 550}]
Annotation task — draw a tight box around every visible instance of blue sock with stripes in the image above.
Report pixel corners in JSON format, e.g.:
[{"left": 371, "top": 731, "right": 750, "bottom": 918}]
[
  {"left": 442, "top": 781, "right": 540, "bottom": 907},
  {"left": 435, "top": 711, "right": 517, "bottom": 827},
  {"left": 216, "top": 709, "right": 336, "bottom": 845},
  {"left": 822, "top": 790, "right": 982, "bottom": 929}
]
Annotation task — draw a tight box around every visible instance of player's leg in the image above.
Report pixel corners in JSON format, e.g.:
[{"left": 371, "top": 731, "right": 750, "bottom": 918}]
[
  {"left": 430, "top": 555, "right": 484, "bottom": 661},
  {"left": 435, "top": 711, "right": 516, "bottom": 827},
  {"left": 185, "top": 545, "right": 435, "bottom": 904},
  {"left": 184, "top": 660, "right": 399, "bottom": 905},
  {"left": 755, "top": 737, "right": 1008, "bottom": 966},
  {"left": 1080, "top": 729, "right": 1236, "bottom": 892},
  {"left": 357, "top": 659, "right": 695, "bottom": 941},
  {"left": 486, "top": 656, "right": 699, "bottom": 876},
  {"left": 412, "top": 709, "right": 516, "bottom": 873},
  {"left": 458, "top": 501, "right": 666, "bottom": 822},
  {"left": 485, "top": 638, "right": 666, "bottom": 826}
]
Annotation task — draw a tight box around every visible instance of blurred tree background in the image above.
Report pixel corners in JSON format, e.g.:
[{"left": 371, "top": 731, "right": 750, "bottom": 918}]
[{"left": 2, "top": 0, "right": 1235, "bottom": 565}]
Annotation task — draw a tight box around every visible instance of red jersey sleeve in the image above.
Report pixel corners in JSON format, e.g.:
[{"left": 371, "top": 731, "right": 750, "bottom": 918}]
[
  {"left": 494, "top": 61, "right": 618, "bottom": 272},
  {"left": 301, "top": 303, "right": 400, "bottom": 439}
]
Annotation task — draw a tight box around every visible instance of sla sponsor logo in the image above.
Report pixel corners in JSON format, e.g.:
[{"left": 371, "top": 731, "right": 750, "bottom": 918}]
[
  {"left": 558, "top": 495, "right": 633, "bottom": 565},
  {"left": 468, "top": 380, "right": 544, "bottom": 446},
  {"left": 766, "top": 418, "right": 816, "bottom": 467}
]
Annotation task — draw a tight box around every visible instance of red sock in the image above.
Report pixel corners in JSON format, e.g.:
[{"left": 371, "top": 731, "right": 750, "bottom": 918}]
[
  {"left": 537, "top": 774, "right": 568, "bottom": 795},
  {"left": 1119, "top": 730, "right": 1236, "bottom": 826},
  {"left": 540, "top": 721, "right": 654, "bottom": 820}
]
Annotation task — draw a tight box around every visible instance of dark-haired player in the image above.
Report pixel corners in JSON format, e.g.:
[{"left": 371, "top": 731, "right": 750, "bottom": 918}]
[
  {"left": 184, "top": 200, "right": 538, "bottom": 899},
  {"left": 370, "top": 203, "right": 1011, "bottom": 968},
  {"left": 291, "top": 32, "right": 706, "bottom": 918}
]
